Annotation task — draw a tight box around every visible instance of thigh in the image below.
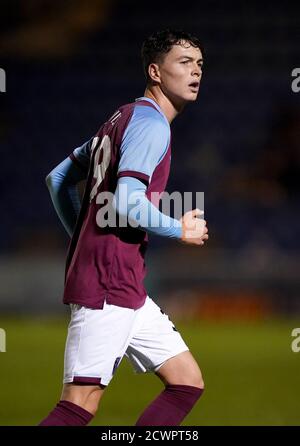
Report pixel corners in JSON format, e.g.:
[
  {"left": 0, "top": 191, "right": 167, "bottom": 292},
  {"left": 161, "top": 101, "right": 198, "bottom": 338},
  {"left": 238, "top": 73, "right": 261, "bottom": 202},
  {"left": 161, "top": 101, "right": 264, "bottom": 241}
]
[
  {"left": 125, "top": 297, "right": 189, "bottom": 374},
  {"left": 64, "top": 302, "right": 136, "bottom": 387}
]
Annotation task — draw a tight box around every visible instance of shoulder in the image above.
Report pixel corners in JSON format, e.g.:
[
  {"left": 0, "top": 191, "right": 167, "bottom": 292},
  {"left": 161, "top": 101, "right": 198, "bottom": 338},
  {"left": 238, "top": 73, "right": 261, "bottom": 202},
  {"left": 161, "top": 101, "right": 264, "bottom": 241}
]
[
  {"left": 128, "top": 104, "right": 170, "bottom": 136},
  {"left": 133, "top": 103, "right": 168, "bottom": 124}
]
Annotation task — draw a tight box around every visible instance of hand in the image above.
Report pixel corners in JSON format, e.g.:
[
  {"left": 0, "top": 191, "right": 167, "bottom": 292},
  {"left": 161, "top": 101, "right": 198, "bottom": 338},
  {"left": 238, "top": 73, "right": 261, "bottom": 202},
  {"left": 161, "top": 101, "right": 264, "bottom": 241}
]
[{"left": 179, "top": 209, "right": 209, "bottom": 246}]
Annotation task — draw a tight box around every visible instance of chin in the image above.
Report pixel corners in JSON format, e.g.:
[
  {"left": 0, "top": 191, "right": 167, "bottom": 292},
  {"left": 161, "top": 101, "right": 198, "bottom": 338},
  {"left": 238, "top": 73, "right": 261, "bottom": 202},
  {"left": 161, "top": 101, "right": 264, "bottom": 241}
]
[
  {"left": 172, "top": 93, "right": 198, "bottom": 110},
  {"left": 185, "top": 93, "right": 199, "bottom": 102},
  {"left": 184, "top": 89, "right": 199, "bottom": 100}
]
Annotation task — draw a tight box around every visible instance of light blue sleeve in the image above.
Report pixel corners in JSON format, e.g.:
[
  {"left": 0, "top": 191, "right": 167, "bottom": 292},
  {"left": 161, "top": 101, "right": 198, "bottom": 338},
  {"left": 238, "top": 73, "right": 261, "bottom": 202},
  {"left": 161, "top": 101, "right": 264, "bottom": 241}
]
[
  {"left": 70, "top": 138, "right": 93, "bottom": 173},
  {"left": 46, "top": 157, "right": 87, "bottom": 236},
  {"left": 113, "top": 176, "right": 182, "bottom": 239},
  {"left": 117, "top": 106, "right": 170, "bottom": 184}
]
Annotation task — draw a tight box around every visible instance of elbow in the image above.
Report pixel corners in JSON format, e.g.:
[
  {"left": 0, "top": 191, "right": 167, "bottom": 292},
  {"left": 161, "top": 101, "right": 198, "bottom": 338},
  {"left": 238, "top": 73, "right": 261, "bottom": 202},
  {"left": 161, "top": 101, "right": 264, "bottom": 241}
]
[
  {"left": 45, "top": 172, "right": 59, "bottom": 194},
  {"left": 45, "top": 173, "right": 53, "bottom": 189}
]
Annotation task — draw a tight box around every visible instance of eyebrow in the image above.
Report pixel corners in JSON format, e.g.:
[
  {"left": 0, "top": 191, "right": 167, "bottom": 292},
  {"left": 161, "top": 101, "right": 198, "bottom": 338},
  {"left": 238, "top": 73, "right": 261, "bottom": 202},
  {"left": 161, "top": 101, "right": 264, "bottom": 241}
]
[{"left": 178, "top": 56, "right": 203, "bottom": 64}]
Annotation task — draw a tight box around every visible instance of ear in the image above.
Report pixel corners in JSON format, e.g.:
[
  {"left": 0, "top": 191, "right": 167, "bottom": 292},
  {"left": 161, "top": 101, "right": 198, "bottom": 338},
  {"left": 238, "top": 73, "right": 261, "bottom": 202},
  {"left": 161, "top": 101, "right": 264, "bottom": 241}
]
[{"left": 148, "top": 63, "right": 161, "bottom": 83}]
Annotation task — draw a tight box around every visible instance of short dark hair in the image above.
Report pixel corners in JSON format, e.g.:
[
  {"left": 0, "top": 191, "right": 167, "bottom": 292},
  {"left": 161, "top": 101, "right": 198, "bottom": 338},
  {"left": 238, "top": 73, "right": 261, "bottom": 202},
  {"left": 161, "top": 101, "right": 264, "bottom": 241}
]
[{"left": 141, "top": 29, "right": 203, "bottom": 83}]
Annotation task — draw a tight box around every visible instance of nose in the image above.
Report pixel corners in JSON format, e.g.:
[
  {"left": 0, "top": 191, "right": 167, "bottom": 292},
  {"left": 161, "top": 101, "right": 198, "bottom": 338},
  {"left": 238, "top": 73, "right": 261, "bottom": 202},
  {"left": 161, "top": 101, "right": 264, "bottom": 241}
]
[{"left": 192, "top": 64, "right": 201, "bottom": 78}]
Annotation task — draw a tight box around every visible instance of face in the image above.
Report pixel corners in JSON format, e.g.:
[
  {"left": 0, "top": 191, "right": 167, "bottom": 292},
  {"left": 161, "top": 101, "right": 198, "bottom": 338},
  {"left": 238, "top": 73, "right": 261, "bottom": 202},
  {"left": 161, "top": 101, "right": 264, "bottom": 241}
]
[{"left": 149, "top": 40, "right": 203, "bottom": 107}]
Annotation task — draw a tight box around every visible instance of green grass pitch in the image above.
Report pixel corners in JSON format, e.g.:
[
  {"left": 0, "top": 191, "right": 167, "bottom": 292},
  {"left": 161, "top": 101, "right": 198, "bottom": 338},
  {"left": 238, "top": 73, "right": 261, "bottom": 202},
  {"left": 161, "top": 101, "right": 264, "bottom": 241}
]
[{"left": 0, "top": 317, "right": 299, "bottom": 425}]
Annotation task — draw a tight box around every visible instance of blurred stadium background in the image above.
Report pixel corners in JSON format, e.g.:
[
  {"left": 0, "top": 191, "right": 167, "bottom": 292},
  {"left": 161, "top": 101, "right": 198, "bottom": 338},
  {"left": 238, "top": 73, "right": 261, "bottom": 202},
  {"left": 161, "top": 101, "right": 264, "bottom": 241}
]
[{"left": 0, "top": 0, "right": 299, "bottom": 425}]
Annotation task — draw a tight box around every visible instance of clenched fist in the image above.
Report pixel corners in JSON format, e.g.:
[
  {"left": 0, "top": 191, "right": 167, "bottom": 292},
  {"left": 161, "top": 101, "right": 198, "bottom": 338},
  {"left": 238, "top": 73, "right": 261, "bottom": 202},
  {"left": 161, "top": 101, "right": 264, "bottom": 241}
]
[{"left": 179, "top": 209, "right": 208, "bottom": 246}]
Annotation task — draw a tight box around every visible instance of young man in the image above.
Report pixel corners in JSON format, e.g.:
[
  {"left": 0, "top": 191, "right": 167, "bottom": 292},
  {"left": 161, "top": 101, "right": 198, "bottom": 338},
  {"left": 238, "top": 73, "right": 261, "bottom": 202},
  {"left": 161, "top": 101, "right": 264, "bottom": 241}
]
[{"left": 40, "top": 29, "right": 208, "bottom": 426}]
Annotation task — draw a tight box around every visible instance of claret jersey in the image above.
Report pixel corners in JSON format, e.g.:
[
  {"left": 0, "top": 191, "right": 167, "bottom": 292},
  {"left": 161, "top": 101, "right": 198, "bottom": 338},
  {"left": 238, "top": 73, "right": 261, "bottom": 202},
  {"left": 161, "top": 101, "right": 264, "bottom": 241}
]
[{"left": 63, "top": 97, "right": 172, "bottom": 310}]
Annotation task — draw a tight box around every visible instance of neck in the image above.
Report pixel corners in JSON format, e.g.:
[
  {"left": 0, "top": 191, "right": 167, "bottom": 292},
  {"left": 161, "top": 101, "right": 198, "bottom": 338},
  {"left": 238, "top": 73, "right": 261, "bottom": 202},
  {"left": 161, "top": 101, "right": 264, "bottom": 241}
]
[{"left": 143, "top": 86, "right": 185, "bottom": 124}]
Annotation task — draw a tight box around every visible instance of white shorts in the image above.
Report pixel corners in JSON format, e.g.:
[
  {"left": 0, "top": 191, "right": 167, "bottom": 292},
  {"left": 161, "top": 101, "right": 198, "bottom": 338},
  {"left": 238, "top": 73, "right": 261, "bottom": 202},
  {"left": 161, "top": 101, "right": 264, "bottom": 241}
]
[{"left": 63, "top": 296, "right": 189, "bottom": 386}]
